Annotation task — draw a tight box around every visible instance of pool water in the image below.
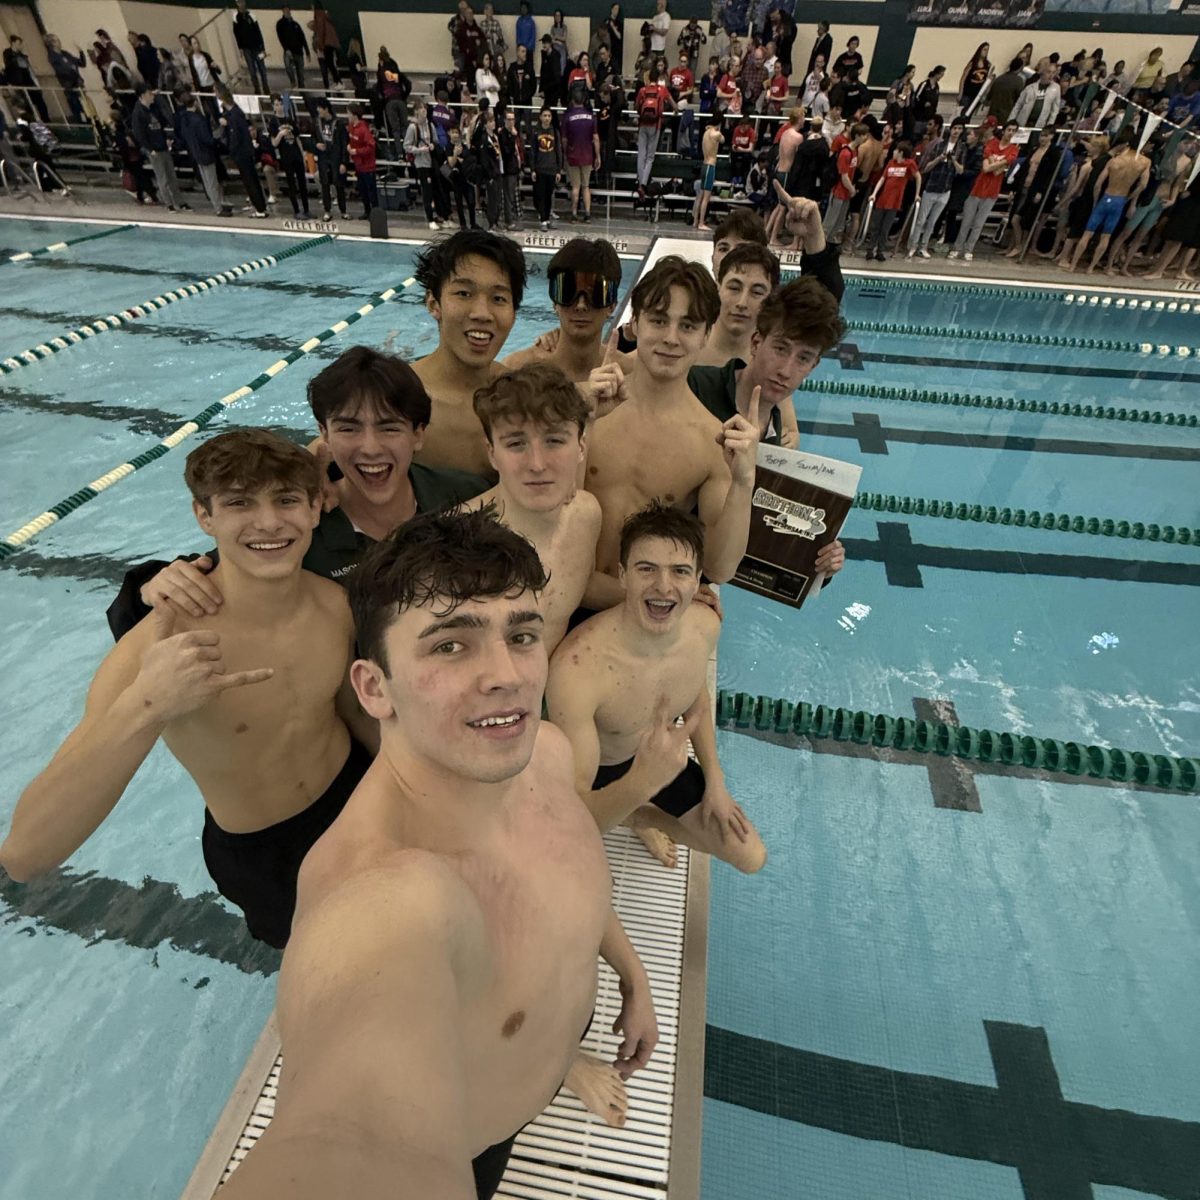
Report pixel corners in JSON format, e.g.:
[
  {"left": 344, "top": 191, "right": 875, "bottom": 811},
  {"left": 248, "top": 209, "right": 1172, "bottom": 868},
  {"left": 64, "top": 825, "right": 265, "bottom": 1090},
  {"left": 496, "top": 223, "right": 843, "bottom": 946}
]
[
  {"left": 0, "top": 218, "right": 1196, "bottom": 1200},
  {"left": 0, "top": 218, "right": 612, "bottom": 1200},
  {"left": 703, "top": 276, "right": 1200, "bottom": 1198}
]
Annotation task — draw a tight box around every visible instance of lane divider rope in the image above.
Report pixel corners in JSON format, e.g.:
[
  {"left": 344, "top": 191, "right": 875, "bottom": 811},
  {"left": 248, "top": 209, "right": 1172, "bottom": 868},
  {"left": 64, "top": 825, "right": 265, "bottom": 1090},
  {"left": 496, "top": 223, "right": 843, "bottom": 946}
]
[
  {"left": 844, "top": 318, "right": 1195, "bottom": 358},
  {"left": 0, "top": 276, "right": 416, "bottom": 561},
  {"left": 715, "top": 690, "right": 1200, "bottom": 793},
  {"left": 852, "top": 490, "right": 1198, "bottom": 546},
  {"left": 799, "top": 379, "right": 1199, "bottom": 428},
  {"left": 824, "top": 271, "right": 1199, "bottom": 314},
  {"left": 0, "top": 235, "right": 332, "bottom": 376},
  {"left": 2, "top": 223, "right": 134, "bottom": 265}
]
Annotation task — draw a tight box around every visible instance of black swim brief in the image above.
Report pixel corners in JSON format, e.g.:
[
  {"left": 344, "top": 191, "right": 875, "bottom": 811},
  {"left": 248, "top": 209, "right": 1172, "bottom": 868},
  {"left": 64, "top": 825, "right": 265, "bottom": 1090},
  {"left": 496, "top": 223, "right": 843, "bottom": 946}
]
[
  {"left": 201, "top": 739, "right": 372, "bottom": 949},
  {"left": 593, "top": 755, "right": 706, "bottom": 819},
  {"left": 473, "top": 1007, "right": 595, "bottom": 1196}
]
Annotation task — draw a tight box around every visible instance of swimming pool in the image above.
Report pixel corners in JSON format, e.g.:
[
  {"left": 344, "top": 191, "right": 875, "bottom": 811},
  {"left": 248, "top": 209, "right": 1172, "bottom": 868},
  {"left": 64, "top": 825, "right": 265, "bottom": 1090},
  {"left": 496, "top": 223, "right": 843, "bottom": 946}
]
[
  {"left": 0, "top": 218, "right": 1196, "bottom": 1200},
  {"left": 0, "top": 217, "right": 621, "bottom": 1200},
  {"left": 704, "top": 276, "right": 1200, "bottom": 1197}
]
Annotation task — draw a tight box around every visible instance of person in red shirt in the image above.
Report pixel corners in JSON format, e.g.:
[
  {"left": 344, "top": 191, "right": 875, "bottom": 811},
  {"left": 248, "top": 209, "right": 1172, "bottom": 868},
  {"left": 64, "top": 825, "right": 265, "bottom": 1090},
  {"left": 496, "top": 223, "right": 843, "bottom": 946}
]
[
  {"left": 635, "top": 64, "right": 676, "bottom": 190},
  {"left": 865, "top": 140, "right": 921, "bottom": 260},
  {"left": 716, "top": 57, "right": 742, "bottom": 113},
  {"left": 730, "top": 114, "right": 757, "bottom": 186},
  {"left": 822, "top": 121, "right": 868, "bottom": 243},
  {"left": 950, "top": 118, "right": 1019, "bottom": 260},
  {"left": 567, "top": 50, "right": 595, "bottom": 95},
  {"left": 347, "top": 105, "right": 378, "bottom": 218},
  {"left": 668, "top": 52, "right": 695, "bottom": 103},
  {"left": 764, "top": 66, "right": 790, "bottom": 116}
]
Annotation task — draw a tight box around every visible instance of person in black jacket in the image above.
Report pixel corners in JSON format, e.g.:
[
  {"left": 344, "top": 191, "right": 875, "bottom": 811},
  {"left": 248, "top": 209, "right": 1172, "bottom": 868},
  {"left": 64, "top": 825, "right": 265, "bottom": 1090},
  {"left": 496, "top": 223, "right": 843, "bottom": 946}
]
[
  {"left": 269, "top": 93, "right": 311, "bottom": 218},
  {"left": 218, "top": 90, "right": 268, "bottom": 216},
  {"left": 540, "top": 34, "right": 563, "bottom": 106},
  {"left": 178, "top": 92, "right": 233, "bottom": 215},
  {"left": 276, "top": 5, "right": 309, "bottom": 89},
  {"left": 507, "top": 43, "right": 538, "bottom": 142},
  {"left": 130, "top": 32, "right": 160, "bottom": 88},
  {"left": 376, "top": 48, "right": 412, "bottom": 150},
  {"left": 233, "top": 0, "right": 270, "bottom": 94},
  {"left": 131, "top": 83, "right": 188, "bottom": 210},
  {"left": 807, "top": 20, "right": 831, "bottom": 78},
  {"left": 3, "top": 36, "right": 49, "bottom": 122},
  {"left": 313, "top": 96, "right": 349, "bottom": 221}
]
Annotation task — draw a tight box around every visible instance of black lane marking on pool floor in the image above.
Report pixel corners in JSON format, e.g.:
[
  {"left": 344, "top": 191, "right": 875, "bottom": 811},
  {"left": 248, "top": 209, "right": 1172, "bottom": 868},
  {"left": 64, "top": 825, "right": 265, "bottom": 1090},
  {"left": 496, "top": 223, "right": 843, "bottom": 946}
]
[
  {"left": 15, "top": 256, "right": 375, "bottom": 302},
  {"left": 0, "top": 383, "right": 315, "bottom": 442},
  {"left": 0, "top": 864, "right": 280, "bottom": 976},
  {"left": 705, "top": 1021, "right": 1200, "bottom": 1200},
  {"left": 911, "top": 697, "right": 982, "bottom": 812},
  {"left": 0, "top": 385, "right": 185, "bottom": 436},
  {"left": 857, "top": 349, "right": 1196, "bottom": 384},
  {"left": 844, "top": 522, "right": 1200, "bottom": 589},
  {"left": 801, "top": 413, "right": 1200, "bottom": 463}
]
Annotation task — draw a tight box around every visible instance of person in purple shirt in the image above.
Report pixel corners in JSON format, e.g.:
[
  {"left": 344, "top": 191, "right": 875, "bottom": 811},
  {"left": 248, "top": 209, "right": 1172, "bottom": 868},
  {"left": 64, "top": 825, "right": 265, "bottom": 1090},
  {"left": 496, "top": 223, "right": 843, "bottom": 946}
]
[{"left": 563, "top": 81, "right": 600, "bottom": 222}]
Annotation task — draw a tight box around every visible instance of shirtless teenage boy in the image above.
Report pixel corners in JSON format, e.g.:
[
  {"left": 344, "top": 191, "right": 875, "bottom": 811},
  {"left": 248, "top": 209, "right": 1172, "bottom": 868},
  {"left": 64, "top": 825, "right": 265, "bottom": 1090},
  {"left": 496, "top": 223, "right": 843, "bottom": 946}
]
[
  {"left": 548, "top": 502, "right": 767, "bottom": 874},
  {"left": 0, "top": 431, "right": 377, "bottom": 949},
  {"left": 1064, "top": 128, "right": 1152, "bottom": 273},
  {"left": 469, "top": 363, "right": 609, "bottom": 650},
  {"left": 112, "top": 348, "right": 490, "bottom": 629},
  {"left": 502, "top": 237, "right": 629, "bottom": 417},
  {"left": 219, "top": 508, "right": 657, "bottom": 1198},
  {"left": 413, "top": 229, "right": 528, "bottom": 476},
  {"left": 584, "top": 255, "right": 761, "bottom": 585},
  {"left": 694, "top": 116, "right": 725, "bottom": 232}
]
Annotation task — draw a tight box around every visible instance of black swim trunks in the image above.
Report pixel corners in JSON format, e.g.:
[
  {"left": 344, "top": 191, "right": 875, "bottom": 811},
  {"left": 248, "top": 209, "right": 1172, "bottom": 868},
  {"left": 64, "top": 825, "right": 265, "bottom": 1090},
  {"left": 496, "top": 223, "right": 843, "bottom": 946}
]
[
  {"left": 472, "top": 1008, "right": 595, "bottom": 1196},
  {"left": 201, "top": 739, "right": 372, "bottom": 948},
  {"left": 593, "top": 755, "right": 707, "bottom": 819},
  {"left": 472, "top": 1132, "right": 519, "bottom": 1199}
]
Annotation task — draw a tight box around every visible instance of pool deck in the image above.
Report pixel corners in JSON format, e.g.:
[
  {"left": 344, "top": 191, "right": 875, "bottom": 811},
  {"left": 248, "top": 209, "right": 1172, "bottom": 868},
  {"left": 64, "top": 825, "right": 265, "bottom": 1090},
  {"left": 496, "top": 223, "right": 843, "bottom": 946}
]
[{"left": 1, "top": 189, "right": 1196, "bottom": 298}]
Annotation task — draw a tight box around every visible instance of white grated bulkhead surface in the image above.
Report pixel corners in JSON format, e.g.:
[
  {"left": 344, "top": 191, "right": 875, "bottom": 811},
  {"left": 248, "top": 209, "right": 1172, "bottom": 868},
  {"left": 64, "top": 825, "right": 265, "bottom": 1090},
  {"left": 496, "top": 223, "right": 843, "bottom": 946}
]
[{"left": 214, "top": 826, "right": 691, "bottom": 1199}]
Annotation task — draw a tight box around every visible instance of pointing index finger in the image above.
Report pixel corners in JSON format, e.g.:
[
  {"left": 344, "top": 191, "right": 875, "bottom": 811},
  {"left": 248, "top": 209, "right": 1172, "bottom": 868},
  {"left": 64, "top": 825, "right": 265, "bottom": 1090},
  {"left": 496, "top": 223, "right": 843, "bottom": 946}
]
[
  {"left": 747, "top": 385, "right": 761, "bottom": 429},
  {"left": 603, "top": 323, "right": 621, "bottom": 364}
]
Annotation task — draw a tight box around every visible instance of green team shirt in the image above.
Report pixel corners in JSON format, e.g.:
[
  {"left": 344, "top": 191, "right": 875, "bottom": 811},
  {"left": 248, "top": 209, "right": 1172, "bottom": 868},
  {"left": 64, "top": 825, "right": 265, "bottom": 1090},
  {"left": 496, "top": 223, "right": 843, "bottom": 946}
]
[
  {"left": 686, "top": 359, "right": 782, "bottom": 446},
  {"left": 302, "top": 461, "right": 491, "bottom": 583}
]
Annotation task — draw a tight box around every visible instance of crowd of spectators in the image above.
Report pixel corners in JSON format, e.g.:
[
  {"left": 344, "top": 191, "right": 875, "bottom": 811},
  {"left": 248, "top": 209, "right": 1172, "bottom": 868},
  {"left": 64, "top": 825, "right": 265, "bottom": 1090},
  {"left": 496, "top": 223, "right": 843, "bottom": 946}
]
[{"left": 1, "top": 3, "right": 1197, "bottom": 278}]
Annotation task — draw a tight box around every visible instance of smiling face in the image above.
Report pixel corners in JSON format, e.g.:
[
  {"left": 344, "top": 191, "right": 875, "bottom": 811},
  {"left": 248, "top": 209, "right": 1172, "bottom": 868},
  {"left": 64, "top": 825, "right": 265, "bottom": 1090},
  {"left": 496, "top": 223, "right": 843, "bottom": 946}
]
[
  {"left": 619, "top": 535, "right": 701, "bottom": 633},
  {"left": 427, "top": 252, "right": 517, "bottom": 370},
  {"left": 355, "top": 591, "right": 547, "bottom": 783},
  {"left": 194, "top": 484, "right": 320, "bottom": 576},
  {"left": 746, "top": 326, "right": 822, "bottom": 408},
  {"left": 633, "top": 286, "right": 710, "bottom": 382},
  {"left": 320, "top": 396, "right": 424, "bottom": 511},
  {"left": 487, "top": 415, "right": 584, "bottom": 512},
  {"left": 717, "top": 264, "right": 772, "bottom": 341}
]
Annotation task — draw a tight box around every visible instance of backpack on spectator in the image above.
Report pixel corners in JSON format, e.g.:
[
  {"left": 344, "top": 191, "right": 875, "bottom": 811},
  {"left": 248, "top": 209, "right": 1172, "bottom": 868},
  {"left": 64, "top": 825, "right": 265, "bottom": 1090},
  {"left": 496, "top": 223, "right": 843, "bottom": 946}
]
[{"left": 637, "top": 84, "right": 664, "bottom": 124}]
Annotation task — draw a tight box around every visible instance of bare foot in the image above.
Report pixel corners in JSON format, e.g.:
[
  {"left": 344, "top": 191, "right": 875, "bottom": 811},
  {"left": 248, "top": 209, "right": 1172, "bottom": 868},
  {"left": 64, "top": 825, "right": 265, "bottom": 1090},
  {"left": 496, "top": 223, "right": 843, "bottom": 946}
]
[
  {"left": 634, "top": 825, "right": 678, "bottom": 868},
  {"left": 1144, "top": 270, "right": 1164, "bottom": 280},
  {"left": 1060, "top": 260, "right": 1076, "bottom": 272},
  {"left": 1180, "top": 272, "right": 1196, "bottom": 283},
  {"left": 564, "top": 1052, "right": 629, "bottom": 1127},
  {"left": 622, "top": 808, "right": 679, "bottom": 868}
]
